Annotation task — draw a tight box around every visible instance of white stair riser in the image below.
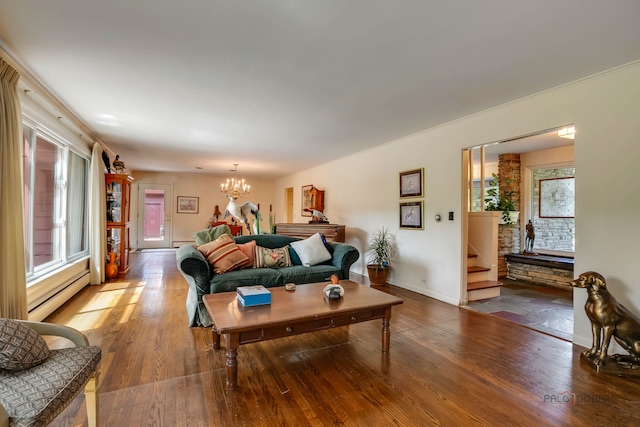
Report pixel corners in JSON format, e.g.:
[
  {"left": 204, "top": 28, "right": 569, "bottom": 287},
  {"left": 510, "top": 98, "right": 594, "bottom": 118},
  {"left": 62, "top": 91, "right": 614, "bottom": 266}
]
[
  {"left": 468, "top": 287, "right": 501, "bottom": 301},
  {"left": 468, "top": 271, "right": 491, "bottom": 283}
]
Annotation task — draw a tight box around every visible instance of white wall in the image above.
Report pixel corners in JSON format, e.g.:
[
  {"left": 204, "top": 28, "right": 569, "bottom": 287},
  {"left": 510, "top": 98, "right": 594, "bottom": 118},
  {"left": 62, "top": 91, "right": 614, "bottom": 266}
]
[
  {"left": 130, "top": 171, "right": 276, "bottom": 248},
  {"left": 276, "top": 61, "right": 640, "bottom": 347}
]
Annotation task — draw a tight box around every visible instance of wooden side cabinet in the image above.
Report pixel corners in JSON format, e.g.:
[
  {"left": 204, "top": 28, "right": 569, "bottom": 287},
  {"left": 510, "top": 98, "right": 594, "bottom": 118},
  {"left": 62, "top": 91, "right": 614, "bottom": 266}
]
[
  {"left": 106, "top": 173, "right": 133, "bottom": 276},
  {"left": 274, "top": 223, "right": 346, "bottom": 242}
]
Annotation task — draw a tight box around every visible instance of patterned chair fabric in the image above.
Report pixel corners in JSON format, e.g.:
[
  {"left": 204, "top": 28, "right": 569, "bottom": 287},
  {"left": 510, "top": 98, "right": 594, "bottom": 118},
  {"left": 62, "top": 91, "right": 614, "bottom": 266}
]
[{"left": 0, "top": 321, "right": 101, "bottom": 427}]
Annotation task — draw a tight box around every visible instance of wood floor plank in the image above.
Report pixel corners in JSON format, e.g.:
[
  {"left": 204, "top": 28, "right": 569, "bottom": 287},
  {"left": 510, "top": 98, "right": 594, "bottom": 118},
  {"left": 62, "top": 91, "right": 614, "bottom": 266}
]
[{"left": 44, "top": 250, "right": 640, "bottom": 426}]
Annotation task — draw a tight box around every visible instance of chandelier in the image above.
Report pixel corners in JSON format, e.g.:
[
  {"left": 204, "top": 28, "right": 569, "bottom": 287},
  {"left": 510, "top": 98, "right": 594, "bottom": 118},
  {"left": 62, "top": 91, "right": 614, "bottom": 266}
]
[{"left": 220, "top": 164, "right": 250, "bottom": 199}]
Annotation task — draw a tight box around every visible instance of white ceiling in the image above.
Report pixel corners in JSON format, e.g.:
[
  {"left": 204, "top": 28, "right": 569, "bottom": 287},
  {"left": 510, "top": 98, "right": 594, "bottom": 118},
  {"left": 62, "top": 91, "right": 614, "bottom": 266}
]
[{"left": 1, "top": 1, "right": 639, "bottom": 178}]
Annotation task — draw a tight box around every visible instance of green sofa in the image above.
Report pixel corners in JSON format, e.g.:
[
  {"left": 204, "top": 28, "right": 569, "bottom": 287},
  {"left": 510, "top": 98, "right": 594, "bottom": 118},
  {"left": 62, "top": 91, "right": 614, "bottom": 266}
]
[{"left": 176, "top": 233, "right": 360, "bottom": 327}]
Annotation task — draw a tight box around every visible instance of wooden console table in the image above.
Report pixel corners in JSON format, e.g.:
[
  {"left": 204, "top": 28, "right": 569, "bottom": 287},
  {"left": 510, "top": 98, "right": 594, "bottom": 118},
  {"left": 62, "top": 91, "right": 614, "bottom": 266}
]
[{"left": 274, "top": 223, "right": 345, "bottom": 242}]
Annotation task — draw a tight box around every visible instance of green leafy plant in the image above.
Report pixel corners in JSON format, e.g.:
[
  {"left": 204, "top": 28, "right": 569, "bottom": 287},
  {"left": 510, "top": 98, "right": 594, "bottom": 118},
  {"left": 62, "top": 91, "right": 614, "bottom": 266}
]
[
  {"left": 269, "top": 211, "right": 276, "bottom": 234},
  {"left": 484, "top": 173, "right": 517, "bottom": 224},
  {"left": 367, "top": 227, "right": 394, "bottom": 268}
]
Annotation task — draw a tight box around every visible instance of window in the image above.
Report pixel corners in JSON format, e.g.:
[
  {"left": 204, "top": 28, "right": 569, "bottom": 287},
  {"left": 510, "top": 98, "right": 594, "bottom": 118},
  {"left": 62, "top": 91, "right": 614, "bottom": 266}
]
[
  {"left": 67, "top": 151, "right": 89, "bottom": 257},
  {"left": 22, "top": 121, "right": 90, "bottom": 281},
  {"left": 530, "top": 166, "right": 575, "bottom": 253}
]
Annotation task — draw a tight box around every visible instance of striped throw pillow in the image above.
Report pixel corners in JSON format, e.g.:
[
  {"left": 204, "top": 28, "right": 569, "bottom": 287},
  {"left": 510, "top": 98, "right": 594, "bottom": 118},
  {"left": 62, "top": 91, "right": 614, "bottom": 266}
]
[{"left": 197, "top": 234, "right": 249, "bottom": 274}]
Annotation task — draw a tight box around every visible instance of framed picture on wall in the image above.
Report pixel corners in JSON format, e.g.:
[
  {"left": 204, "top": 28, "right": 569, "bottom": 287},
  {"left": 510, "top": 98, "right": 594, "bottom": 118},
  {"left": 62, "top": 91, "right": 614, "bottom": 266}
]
[
  {"left": 399, "top": 201, "right": 424, "bottom": 229},
  {"left": 301, "top": 185, "right": 313, "bottom": 216},
  {"left": 539, "top": 177, "right": 575, "bottom": 218},
  {"left": 177, "top": 196, "right": 199, "bottom": 214},
  {"left": 399, "top": 168, "right": 424, "bottom": 198}
]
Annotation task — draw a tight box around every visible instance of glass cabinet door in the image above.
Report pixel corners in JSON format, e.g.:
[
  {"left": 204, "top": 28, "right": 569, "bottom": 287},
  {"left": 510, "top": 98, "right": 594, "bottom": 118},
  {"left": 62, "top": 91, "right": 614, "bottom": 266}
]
[
  {"left": 107, "top": 181, "right": 123, "bottom": 223},
  {"left": 107, "top": 227, "right": 121, "bottom": 265}
]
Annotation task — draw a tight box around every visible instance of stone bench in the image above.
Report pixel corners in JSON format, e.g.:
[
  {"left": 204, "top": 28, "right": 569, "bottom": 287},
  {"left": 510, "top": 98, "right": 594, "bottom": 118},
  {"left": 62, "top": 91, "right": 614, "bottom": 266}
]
[{"left": 504, "top": 253, "right": 574, "bottom": 290}]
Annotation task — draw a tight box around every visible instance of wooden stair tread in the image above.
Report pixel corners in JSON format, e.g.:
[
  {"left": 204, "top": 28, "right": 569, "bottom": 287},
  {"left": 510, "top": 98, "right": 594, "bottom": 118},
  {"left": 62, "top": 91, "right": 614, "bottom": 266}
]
[
  {"left": 467, "top": 265, "right": 490, "bottom": 273},
  {"left": 467, "top": 280, "right": 503, "bottom": 291},
  {"left": 468, "top": 253, "right": 478, "bottom": 258}
]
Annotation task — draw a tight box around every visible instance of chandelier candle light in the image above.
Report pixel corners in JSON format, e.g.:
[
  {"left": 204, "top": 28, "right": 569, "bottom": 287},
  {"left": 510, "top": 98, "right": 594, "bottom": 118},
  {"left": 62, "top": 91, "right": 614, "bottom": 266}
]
[{"left": 221, "top": 163, "right": 250, "bottom": 199}]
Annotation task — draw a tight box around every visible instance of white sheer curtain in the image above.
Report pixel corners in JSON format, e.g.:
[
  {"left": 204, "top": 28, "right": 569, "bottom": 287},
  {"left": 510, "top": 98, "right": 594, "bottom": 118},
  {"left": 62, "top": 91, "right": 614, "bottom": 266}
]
[
  {"left": 89, "top": 143, "right": 106, "bottom": 284},
  {"left": 67, "top": 152, "right": 87, "bottom": 254},
  {"left": 0, "top": 57, "right": 28, "bottom": 319}
]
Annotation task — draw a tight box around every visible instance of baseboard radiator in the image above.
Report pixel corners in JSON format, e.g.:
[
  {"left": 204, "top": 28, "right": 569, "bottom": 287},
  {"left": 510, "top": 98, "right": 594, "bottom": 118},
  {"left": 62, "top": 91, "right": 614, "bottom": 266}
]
[{"left": 28, "top": 270, "right": 90, "bottom": 322}]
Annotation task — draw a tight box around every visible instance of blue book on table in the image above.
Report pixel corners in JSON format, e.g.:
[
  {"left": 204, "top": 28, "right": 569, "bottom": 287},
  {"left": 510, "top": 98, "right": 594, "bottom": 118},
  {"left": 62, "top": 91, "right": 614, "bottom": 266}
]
[{"left": 237, "top": 285, "right": 271, "bottom": 306}]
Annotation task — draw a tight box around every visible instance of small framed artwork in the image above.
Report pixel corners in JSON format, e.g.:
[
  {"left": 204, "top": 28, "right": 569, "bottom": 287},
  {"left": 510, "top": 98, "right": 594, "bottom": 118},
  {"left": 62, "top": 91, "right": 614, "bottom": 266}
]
[
  {"left": 399, "top": 168, "right": 424, "bottom": 198},
  {"left": 301, "top": 184, "right": 313, "bottom": 216},
  {"left": 400, "top": 201, "right": 424, "bottom": 230},
  {"left": 539, "top": 177, "right": 575, "bottom": 218},
  {"left": 177, "top": 196, "right": 199, "bottom": 214}
]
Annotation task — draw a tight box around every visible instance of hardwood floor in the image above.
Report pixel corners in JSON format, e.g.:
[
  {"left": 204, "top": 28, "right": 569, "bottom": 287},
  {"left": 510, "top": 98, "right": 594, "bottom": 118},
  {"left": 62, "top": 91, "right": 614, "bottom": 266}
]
[{"left": 46, "top": 250, "right": 640, "bottom": 426}]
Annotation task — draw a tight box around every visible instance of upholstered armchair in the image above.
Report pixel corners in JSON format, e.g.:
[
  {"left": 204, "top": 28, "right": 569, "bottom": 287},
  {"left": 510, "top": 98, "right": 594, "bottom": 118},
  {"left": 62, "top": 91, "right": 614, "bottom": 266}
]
[{"left": 0, "top": 319, "right": 101, "bottom": 427}]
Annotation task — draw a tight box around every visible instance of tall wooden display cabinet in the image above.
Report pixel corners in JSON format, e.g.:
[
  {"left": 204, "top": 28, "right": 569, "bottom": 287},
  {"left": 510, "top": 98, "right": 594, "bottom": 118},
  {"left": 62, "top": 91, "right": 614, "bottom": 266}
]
[{"left": 106, "top": 173, "right": 133, "bottom": 276}]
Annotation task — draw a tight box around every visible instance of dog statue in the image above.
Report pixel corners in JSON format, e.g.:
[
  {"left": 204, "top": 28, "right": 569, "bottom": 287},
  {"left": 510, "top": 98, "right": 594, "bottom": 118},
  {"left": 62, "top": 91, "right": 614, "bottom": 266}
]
[{"left": 571, "top": 271, "right": 640, "bottom": 371}]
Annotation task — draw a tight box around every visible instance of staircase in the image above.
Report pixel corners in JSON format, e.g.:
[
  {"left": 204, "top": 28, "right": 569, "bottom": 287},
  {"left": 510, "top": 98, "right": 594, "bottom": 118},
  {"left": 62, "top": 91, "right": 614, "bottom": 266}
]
[
  {"left": 467, "top": 212, "right": 502, "bottom": 302},
  {"left": 467, "top": 253, "right": 502, "bottom": 301}
]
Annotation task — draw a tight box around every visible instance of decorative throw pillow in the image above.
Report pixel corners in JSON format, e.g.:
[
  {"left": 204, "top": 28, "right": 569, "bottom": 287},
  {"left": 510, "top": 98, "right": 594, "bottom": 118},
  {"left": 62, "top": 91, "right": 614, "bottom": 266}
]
[
  {"left": 197, "top": 233, "right": 248, "bottom": 274},
  {"left": 289, "top": 246, "right": 302, "bottom": 265},
  {"left": 255, "top": 245, "right": 292, "bottom": 268},
  {"left": 289, "top": 233, "right": 332, "bottom": 267},
  {"left": 320, "top": 234, "right": 335, "bottom": 255},
  {"left": 0, "top": 318, "right": 50, "bottom": 371},
  {"left": 193, "top": 224, "right": 232, "bottom": 246},
  {"left": 236, "top": 240, "right": 257, "bottom": 269}
]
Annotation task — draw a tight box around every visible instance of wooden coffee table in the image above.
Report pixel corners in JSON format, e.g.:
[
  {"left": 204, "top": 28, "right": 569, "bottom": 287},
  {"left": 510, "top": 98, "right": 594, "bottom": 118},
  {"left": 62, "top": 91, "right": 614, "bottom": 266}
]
[{"left": 202, "top": 280, "right": 403, "bottom": 389}]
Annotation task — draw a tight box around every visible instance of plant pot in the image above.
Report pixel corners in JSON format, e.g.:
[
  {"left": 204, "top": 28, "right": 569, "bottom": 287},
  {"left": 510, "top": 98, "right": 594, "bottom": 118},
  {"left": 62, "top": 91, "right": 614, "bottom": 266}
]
[
  {"left": 105, "top": 252, "right": 119, "bottom": 280},
  {"left": 498, "top": 211, "right": 519, "bottom": 225},
  {"left": 367, "top": 265, "right": 390, "bottom": 285}
]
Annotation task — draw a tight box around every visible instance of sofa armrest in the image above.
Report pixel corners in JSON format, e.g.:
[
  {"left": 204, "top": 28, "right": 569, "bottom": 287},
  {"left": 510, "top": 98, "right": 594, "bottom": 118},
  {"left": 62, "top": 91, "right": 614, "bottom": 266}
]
[
  {"left": 329, "top": 242, "right": 360, "bottom": 279},
  {"left": 176, "top": 244, "right": 211, "bottom": 296},
  {"left": 176, "top": 244, "right": 215, "bottom": 326}
]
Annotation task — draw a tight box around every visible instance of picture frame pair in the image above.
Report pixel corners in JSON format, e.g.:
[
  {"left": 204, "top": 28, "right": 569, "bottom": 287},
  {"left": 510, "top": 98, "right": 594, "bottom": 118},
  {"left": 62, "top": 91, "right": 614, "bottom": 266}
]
[{"left": 399, "top": 168, "right": 424, "bottom": 230}]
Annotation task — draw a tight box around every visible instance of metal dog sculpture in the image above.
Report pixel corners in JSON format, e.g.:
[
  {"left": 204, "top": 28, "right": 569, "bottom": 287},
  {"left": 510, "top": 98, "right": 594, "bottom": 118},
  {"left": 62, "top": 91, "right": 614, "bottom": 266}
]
[{"left": 571, "top": 271, "right": 640, "bottom": 371}]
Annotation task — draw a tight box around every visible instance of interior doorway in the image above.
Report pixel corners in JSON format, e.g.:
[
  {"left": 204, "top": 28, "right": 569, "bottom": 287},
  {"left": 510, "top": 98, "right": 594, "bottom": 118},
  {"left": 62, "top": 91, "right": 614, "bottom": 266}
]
[
  {"left": 462, "top": 127, "right": 575, "bottom": 340},
  {"left": 285, "top": 187, "right": 293, "bottom": 223},
  {"left": 137, "top": 183, "right": 172, "bottom": 249}
]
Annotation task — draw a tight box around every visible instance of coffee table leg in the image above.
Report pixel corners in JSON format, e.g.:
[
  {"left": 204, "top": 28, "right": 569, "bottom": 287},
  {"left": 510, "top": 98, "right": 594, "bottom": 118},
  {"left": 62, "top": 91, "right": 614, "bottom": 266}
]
[
  {"left": 212, "top": 327, "right": 221, "bottom": 349},
  {"left": 382, "top": 307, "right": 392, "bottom": 352},
  {"left": 225, "top": 333, "right": 239, "bottom": 390}
]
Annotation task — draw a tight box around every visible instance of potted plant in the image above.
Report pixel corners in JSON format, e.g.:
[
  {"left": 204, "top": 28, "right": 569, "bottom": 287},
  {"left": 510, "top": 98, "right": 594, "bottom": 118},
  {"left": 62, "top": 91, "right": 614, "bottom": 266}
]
[
  {"left": 366, "top": 227, "right": 394, "bottom": 285},
  {"left": 484, "top": 173, "right": 519, "bottom": 225}
]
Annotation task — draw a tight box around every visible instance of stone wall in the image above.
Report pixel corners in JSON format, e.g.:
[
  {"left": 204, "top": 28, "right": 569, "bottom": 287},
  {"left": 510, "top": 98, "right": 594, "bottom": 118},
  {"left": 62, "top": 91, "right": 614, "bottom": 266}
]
[
  {"left": 497, "top": 154, "right": 521, "bottom": 277},
  {"left": 498, "top": 226, "right": 519, "bottom": 278},
  {"left": 531, "top": 167, "right": 575, "bottom": 252},
  {"left": 506, "top": 261, "right": 573, "bottom": 290}
]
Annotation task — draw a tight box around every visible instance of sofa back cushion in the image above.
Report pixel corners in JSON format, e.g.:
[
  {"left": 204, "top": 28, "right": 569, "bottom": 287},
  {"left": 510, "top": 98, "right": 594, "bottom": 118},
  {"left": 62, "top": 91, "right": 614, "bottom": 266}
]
[{"left": 235, "top": 234, "right": 300, "bottom": 249}]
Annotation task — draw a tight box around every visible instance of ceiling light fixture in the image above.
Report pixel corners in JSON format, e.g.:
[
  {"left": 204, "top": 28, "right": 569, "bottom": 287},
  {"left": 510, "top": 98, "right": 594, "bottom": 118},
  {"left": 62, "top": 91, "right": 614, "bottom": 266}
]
[
  {"left": 557, "top": 126, "right": 575, "bottom": 139},
  {"left": 220, "top": 164, "right": 250, "bottom": 199}
]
